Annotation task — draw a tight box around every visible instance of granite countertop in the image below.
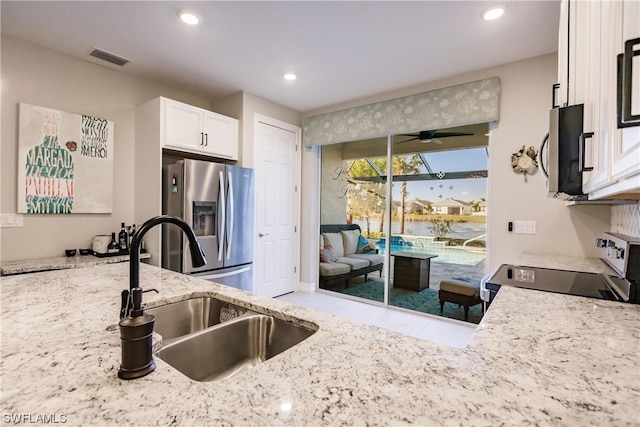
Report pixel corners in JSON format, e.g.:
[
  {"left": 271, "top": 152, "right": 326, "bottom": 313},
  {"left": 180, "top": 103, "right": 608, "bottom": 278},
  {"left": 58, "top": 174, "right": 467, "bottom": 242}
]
[
  {"left": 0, "top": 252, "right": 151, "bottom": 276},
  {"left": 516, "top": 252, "right": 613, "bottom": 274},
  {"left": 1, "top": 263, "right": 639, "bottom": 426}
]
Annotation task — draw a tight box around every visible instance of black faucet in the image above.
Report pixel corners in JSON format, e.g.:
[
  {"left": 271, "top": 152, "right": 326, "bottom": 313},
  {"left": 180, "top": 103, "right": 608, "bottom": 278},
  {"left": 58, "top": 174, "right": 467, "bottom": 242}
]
[{"left": 117, "top": 215, "right": 207, "bottom": 380}]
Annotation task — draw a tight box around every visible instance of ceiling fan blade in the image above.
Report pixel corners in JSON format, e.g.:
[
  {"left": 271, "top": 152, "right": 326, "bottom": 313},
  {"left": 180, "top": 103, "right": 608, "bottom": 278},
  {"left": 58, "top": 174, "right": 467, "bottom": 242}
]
[
  {"left": 431, "top": 138, "right": 444, "bottom": 144},
  {"left": 432, "top": 131, "right": 474, "bottom": 138},
  {"left": 395, "top": 136, "right": 419, "bottom": 144}
]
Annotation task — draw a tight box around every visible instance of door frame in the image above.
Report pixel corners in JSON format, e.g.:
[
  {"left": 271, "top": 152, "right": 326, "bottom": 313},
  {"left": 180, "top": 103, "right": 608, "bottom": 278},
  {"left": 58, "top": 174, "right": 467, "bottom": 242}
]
[{"left": 253, "top": 113, "right": 302, "bottom": 294}]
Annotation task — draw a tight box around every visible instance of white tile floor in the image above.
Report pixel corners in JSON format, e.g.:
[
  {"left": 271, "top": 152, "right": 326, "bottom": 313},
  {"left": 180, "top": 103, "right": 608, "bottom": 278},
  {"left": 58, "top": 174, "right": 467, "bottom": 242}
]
[{"left": 277, "top": 290, "right": 478, "bottom": 349}]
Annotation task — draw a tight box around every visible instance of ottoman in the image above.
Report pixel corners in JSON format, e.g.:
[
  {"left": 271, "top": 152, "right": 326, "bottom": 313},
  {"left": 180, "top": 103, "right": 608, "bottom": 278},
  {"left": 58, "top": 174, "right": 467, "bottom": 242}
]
[{"left": 438, "top": 279, "right": 483, "bottom": 321}]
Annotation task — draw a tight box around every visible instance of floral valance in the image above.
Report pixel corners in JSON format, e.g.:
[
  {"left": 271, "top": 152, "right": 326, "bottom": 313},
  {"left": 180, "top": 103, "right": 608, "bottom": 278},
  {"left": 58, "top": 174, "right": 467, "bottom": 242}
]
[{"left": 304, "top": 77, "right": 500, "bottom": 147}]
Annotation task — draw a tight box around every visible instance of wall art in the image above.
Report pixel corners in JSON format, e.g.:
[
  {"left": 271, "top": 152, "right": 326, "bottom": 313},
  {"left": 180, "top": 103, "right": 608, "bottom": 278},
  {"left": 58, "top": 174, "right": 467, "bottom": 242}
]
[{"left": 17, "top": 103, "right": 114, "bottom": 214}]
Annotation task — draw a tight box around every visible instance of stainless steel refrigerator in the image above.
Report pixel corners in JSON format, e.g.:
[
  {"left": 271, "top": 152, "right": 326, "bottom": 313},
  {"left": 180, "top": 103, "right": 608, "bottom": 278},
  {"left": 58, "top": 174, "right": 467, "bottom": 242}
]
[{"left": 162, "top": 159, "right": 254, "bottom": 291}]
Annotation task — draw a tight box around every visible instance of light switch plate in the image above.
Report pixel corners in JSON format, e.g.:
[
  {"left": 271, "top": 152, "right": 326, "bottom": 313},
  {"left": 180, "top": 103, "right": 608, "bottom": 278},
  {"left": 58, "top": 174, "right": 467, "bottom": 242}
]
[
  {"left": 514, "top": 220, "right": 536, "bottom": 234},
  {"left": 0, "top": 213, "right": 24, "bottom": 228}
]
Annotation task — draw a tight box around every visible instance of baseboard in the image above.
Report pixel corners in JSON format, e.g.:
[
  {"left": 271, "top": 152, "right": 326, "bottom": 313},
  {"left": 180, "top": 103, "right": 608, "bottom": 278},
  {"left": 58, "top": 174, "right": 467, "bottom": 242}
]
[{"left": 297, "top": 281, "right": 316, "bottom": 293}]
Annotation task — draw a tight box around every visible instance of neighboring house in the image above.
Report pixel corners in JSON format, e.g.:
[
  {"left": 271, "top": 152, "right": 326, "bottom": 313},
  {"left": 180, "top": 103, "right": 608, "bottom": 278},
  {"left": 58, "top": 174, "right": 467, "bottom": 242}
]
[
  {"left": 432, "top": 198, "right": 472, "bottom": 215},
  {"left": 405, "top": 198, "right": 431, "bottom": 214},
  {"left": 472, "top": 200, "right": 488, "bottom": 216}
]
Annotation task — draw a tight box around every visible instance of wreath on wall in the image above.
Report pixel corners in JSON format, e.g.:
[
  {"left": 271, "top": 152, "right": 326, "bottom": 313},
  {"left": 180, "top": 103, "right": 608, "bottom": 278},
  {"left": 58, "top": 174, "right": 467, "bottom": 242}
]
[{"left": 511, "top": 145, "right": 538, "bottom": 182}]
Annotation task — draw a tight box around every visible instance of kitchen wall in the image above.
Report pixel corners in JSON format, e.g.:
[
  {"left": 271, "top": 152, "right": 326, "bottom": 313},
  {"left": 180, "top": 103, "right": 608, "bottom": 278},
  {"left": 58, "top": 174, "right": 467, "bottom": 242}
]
[
  {"left": 0, "top": 35, "right": 302, "bottom": 264},
  {"left": 211, "top": 91, "right": 302, "bottom": 167},
  {"left": 299, "top": 53, "right": 613, "bottom": 287}
]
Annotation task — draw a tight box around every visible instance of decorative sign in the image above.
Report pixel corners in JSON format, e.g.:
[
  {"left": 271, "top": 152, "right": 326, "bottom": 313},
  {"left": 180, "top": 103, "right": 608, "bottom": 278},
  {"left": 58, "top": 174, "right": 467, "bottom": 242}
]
[
  {"left": 511, "top": 145, "right": 538, "bottom": 182},
  {"left": 17, "top": 103, "right": 114, "bottom": 214}
]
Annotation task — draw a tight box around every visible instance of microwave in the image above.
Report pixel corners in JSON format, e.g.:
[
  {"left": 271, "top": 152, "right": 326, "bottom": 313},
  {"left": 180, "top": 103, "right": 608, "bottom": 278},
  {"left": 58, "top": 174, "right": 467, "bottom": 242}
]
[{"left": 540, "top": 104, "right": 585, "bottom": 200}]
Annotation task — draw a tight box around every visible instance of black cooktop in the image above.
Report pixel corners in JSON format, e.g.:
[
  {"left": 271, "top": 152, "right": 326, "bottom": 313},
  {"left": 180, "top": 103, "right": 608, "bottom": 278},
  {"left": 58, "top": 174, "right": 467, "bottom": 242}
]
[{"left": 486, "top": 264, "right": 618, "bottom": 300}]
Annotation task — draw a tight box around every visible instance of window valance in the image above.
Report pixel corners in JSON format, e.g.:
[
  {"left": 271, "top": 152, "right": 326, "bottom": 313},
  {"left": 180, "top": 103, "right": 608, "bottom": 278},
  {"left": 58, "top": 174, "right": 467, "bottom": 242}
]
[{"left": 304, "top": 77, "right": 500, "bottom": 147}]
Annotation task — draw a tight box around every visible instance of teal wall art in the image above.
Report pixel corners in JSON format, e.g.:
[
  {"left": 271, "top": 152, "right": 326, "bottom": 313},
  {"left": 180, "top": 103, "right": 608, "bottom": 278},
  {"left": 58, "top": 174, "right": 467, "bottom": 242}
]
[{"left": 17, "top": 103, "right": 114, "bottom": 214}]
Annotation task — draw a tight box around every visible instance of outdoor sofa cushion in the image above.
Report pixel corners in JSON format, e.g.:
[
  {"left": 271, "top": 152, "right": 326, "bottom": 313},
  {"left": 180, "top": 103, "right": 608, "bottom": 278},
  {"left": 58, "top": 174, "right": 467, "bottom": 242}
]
[
  {"left": 319, "top": 262, "right": 351, "bottom": 277},
  {"left": 322, "top": 233, "right": 344, "bottom": 257},
  {"left": 335, "top": 256, "right": 369, "bottom": 270},
  {"left": 348, "top": 253, "right": 384, "bottom": 266}
]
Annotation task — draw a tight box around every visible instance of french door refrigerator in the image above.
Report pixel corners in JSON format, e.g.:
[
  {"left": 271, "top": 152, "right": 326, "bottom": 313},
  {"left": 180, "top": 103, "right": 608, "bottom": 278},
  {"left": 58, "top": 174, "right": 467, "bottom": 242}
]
[{"left": 162, "top": 159, "right": 254, "bottom": 291}]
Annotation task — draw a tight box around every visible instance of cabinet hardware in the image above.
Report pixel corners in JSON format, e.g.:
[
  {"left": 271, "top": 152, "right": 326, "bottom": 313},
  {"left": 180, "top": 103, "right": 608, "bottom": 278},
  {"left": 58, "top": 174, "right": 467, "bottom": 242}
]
[
  {"left": 617, "top": 38, "right": 640, "bottom": 128},
  {"left": 578, "top": 132, "right": 594, "bottom": 172}
]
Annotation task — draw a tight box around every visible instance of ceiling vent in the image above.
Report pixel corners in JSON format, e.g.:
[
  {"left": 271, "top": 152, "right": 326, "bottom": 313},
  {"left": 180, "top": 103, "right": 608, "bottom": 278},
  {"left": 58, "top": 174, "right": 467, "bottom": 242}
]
[{"left": 89, "top": 48, "right": 130, "bottom": 67}]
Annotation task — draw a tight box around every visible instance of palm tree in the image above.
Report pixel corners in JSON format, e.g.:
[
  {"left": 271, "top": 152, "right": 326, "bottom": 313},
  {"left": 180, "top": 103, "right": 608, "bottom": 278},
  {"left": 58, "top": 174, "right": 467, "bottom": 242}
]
[{"left": 393, "top": 155, "right": 421, "bottom": 234}]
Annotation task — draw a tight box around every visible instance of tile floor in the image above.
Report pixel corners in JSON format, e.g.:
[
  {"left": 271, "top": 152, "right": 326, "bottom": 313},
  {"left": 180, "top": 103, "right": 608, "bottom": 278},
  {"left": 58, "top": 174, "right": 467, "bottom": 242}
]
[{"left": 277, "top": 290, "right": 478, "bottom": 349}]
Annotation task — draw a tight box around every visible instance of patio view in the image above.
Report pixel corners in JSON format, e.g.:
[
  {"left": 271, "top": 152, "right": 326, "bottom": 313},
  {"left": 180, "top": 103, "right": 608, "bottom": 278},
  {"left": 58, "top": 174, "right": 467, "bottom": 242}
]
[{"left": 320, "top": 124, "right": 488, "bottom": 323}]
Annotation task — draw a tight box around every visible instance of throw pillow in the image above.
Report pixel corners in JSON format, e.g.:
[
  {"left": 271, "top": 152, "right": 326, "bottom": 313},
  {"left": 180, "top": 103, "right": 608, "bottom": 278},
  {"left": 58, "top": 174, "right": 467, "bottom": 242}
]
[
  {"left": 356, "top": 235, "right": 376, "bottom": 254},
  {"left": 320, "top": 245, "right": 338, "bottom": 263}
]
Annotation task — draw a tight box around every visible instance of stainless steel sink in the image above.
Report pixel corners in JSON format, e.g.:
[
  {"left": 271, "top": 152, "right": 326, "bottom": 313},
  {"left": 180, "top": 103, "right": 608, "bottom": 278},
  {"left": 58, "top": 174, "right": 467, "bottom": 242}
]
[
  {"left": 147, "top": 297, "right": 316, "bottom": 382},
  {"left": 147, "top": 297, "right": 247, "bottom": 343}
]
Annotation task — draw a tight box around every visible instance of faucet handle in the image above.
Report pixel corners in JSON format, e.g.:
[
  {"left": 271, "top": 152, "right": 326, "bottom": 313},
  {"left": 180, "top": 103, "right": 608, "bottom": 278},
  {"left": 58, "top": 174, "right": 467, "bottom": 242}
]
[{"left": 120, "top": 289, "right": 130, "bottom": 319}]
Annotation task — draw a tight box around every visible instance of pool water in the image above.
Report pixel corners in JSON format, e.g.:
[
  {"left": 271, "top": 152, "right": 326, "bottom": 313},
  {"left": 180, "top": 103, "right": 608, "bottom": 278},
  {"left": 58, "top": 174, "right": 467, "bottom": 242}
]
[{"left": 377, "top": 239, "right": 485, "bottom": 266}]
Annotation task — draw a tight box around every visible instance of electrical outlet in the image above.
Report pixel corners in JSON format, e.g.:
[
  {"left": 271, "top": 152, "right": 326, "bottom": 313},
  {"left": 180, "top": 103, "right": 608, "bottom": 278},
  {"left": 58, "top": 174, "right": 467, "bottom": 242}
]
[
  {"left": 514, "top": 220, "right": 536, "bottom": 234},
  {"left": 0, "top": 214, "right": 24, "bottom": 228}
]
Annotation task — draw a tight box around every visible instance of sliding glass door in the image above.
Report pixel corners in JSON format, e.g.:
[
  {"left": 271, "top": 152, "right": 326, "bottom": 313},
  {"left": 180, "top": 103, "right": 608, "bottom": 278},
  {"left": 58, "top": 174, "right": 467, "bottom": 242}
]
[{"left": 319, "top": 124, "right": 489, "bottom": 323}]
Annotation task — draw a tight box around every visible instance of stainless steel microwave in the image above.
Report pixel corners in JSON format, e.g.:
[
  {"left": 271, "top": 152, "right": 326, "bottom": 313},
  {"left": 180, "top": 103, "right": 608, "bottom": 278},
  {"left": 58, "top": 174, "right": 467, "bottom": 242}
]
[{"left": 540, "top": 104, "right": 585, "bottom": 200}]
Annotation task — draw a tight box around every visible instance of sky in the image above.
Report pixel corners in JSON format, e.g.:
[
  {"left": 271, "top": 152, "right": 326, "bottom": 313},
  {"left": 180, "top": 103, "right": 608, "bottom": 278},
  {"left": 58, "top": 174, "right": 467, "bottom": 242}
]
[{"left": 392, "top": 147, "right": 488, "bottom": 203}]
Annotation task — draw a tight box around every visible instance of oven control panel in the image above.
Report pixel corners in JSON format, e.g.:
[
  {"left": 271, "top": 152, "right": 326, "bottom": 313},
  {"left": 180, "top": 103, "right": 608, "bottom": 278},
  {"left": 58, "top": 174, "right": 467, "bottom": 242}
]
[{"left": 598, "top": 232, "right": 640, "bottom": 283}]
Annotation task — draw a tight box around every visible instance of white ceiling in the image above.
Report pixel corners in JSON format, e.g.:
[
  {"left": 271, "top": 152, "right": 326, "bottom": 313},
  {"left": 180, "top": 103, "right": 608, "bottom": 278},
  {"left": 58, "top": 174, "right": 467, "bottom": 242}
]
[{"left": 1, "top": 1, "right": 560, "bottom": 113}]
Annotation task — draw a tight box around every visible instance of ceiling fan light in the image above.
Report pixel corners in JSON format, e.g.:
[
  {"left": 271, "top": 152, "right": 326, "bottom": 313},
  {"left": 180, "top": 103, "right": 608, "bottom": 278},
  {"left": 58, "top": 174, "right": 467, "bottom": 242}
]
[{"left": 482, "top": 4, "right": 506, "bottom": 21}]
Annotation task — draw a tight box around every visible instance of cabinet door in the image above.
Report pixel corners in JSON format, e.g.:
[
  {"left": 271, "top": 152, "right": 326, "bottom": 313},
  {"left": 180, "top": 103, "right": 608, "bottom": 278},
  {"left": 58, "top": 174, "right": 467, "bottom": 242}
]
[
  {"left": 557, "top": 0, "right": 571, "bottom": 107},
  {"left": 611, "top": 0, "right": 640, "bottom": 181},
  {"left": 163, "top": 99, "right": 204, "bottom": 152},
  {"left": 581, "top": 0, "right": 611, "bottom": 192},
  {"left": 202, "top": 111, "right": 238, "bottom": 160}
]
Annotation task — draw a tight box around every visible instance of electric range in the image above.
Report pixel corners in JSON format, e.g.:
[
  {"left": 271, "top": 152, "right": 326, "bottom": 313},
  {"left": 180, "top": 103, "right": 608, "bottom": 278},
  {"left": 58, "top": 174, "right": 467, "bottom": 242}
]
[{"left": 483, "top": 264, "right": 627, "bottom": 304}]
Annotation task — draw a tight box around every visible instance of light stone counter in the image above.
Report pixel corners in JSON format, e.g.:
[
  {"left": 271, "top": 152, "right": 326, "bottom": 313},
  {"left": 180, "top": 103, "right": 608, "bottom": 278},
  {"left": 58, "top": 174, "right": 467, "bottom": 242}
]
[
  {"left": 0, "top": 252, "right": 151, "bottom": 276},
  {"left": 516, "top": 252, "right": 612, "bottom": 274},
  {"left": 1, "top": 263, "right": 639, "bottom": 426}
]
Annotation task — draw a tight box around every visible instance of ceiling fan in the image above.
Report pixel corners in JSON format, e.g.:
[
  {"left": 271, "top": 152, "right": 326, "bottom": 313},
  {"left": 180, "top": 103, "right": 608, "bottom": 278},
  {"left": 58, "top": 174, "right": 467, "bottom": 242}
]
[{"left": 397, "top": 129, "right": 474, "bottom": 144}]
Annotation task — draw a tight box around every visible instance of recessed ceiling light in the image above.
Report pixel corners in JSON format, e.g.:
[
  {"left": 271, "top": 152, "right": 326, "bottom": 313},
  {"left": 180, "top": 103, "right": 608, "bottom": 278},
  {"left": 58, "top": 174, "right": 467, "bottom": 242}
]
[
  {"left": 178, "top": 10, "right": 200, "bottom": 25},
  {"left": 283, "top": 73, "right": 297, "bottom": 81},
  {"left": 482, "top": 4, "right": 506, "bottom": 21}
]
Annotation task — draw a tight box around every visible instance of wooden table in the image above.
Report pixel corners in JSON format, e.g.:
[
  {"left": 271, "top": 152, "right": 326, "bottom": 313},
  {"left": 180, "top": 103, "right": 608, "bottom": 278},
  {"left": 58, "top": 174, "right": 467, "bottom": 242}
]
[{"left": 392, "top": 251, "right": 438, "bottom": 292}]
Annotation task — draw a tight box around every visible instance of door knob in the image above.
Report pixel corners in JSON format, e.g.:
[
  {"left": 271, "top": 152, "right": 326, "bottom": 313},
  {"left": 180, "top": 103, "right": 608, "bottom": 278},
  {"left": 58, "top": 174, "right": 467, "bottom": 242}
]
[{"left": 258, "top": 233, "right": 270, "bottom": 238}]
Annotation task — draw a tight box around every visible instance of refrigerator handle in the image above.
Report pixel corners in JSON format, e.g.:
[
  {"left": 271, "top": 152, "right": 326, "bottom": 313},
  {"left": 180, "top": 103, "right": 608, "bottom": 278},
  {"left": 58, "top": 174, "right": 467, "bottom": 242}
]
[
  {"left": 226, "top": 171, "right": 234, "bottom": 260},
  {"left": 217, "top": 171, "right": 226, "bottom": 262}
]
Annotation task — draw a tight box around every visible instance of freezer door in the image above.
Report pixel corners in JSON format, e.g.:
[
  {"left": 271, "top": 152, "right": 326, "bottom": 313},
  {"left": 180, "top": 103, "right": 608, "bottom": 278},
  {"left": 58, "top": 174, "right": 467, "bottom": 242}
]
[
  {"left": 183, "top": 159, "right": 225, "bottom": 274},
  {"left": 192, "top": 264, "right": 254, "bottom": 292},
  {"left": 224, "top": 165, "right": 254, "bottom": 267}
]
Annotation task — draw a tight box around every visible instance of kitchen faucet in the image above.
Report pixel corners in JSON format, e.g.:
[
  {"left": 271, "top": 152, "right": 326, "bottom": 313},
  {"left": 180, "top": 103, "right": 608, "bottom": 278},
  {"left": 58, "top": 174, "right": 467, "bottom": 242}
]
[{"left": 118, "top": 215, "right": 207, "bottom": 380}]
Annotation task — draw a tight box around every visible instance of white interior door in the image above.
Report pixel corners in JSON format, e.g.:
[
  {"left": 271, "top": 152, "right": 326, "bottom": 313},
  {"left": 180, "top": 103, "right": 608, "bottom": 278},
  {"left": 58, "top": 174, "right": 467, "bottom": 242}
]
[{"left": 254, "top": 116, "right": 300, "bottom": 297}]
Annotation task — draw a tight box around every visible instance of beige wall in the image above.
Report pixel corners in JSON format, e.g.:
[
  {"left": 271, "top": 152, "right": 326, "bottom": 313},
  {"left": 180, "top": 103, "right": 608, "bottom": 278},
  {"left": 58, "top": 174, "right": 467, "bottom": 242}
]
[
  {"left": 211, "top": 92, "right": 302, "bottom": 168},
  {"left": 299, "top": 53, "right": 612, "bottom": 285}
]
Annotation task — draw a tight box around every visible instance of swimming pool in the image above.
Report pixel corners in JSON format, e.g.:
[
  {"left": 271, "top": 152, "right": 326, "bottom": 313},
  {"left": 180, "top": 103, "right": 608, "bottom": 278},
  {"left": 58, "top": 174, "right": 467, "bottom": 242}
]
[{"left": 376, "top": 237, "right": 485, "bottom": 266}]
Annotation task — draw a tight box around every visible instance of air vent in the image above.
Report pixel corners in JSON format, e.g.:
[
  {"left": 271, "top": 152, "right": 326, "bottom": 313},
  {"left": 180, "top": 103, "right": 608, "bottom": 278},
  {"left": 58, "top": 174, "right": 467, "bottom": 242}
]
[{"left": 89, "top": 48, "right": 130, "bottom": 67}]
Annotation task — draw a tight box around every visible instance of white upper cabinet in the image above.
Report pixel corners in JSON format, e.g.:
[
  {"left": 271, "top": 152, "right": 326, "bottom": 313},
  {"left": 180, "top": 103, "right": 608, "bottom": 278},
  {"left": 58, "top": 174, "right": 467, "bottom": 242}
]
[
  {"left": 560, "top": 0, "right": 639, "bottom": 199},
  {"left": 610, "top": 0, "right": 640, "bottom": 182},
  {"left": 162, "top": 97, "right": 238, "bottom": 160}
]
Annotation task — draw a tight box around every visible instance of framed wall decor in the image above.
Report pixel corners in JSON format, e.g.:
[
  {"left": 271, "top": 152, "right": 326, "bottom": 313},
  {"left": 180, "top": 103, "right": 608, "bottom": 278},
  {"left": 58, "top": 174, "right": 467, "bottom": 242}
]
[{"left": 17, "top": 103, "right": 114, "bottom": 214}]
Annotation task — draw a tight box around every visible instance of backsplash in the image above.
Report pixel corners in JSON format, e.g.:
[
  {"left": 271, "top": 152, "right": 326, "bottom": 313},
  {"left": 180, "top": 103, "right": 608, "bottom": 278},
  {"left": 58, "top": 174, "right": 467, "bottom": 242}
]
[{"left": 611, "top": 204, "right": 640, "bottom": 237}]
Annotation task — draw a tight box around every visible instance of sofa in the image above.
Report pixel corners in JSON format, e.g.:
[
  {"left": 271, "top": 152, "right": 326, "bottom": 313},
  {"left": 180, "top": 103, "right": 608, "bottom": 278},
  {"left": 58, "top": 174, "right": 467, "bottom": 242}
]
[{"left": 319, "top": 224, "right": 384, "bottom": 291}]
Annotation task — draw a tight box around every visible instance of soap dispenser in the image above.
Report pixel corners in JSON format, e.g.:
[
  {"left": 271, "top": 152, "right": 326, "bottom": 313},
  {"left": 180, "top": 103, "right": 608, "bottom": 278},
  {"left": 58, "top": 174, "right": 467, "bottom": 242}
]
[{"left": 117, "top": 287, "right": 156, "bottom": 380}]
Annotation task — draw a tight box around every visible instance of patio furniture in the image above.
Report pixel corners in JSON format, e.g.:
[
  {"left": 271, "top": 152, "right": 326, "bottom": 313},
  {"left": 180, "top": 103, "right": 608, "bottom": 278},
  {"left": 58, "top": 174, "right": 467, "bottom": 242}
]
[
  {"left": 319, "top": 224, "right": 383, "bottom": 291},
  {"left": 392, "top": 251, "right": 438, "bottom": 292},
  {"left": 438, "top": 279, "right": 483, "bottom": 321}
]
